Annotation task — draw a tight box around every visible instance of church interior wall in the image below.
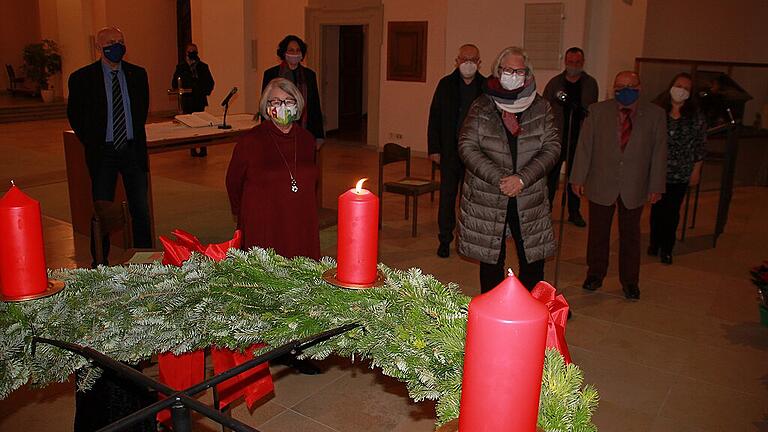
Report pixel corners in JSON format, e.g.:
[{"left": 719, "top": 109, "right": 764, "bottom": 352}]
[{"left": 0, "top": 0, "right": 41, "bottom": 89}]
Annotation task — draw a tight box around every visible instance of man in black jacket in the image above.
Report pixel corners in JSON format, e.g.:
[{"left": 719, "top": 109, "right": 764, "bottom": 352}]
[
  {"left": 542, "top": 47, "right": 598, "bottom": 227},
  {"left": 171, "top": 42, "right": 215, "bottom": 157},
  {"left": 428, "top": 44, "right": 485, "bottom": 258},
  {"left": 67, "top": 27, "right": 152, "bottom": 268}
]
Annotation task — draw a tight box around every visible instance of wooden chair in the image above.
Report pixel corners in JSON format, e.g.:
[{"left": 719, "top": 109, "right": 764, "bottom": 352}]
[
  {"left": 92, "top": 200, "right": 132, "bottom": 265},
  {"left": 378, "top": 143, "right": 440, "bottom": 237},
  {"left": 5, "top": 64, "right": 34, "bottom": 96}
]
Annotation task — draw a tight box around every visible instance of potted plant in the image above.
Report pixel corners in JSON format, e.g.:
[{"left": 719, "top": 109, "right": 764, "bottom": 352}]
[{"left": 22, "top": 39, "right": 62, "bottom": 102}]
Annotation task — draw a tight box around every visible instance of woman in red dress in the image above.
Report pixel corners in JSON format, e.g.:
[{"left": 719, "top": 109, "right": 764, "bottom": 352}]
[{"left": 226, "top": 78, "right": 320, "bottom": 260}]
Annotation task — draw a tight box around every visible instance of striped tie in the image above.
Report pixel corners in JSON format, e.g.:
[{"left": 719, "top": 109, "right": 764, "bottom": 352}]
[{"left": 111, "top": 70, "right": 127, "bottom": 151}]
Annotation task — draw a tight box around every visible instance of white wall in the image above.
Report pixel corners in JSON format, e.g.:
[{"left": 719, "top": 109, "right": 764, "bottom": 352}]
[
  {"left": 104, "top": 0, "right": 177, "bottom": 113},
  {"left": 446, "top": 0, "right": 589, "bottom": 92},
  {"left": 585, "top": 0, "right": 648, "bottom": 99},
  {"left": 378, "top": 0, "right": 447, "bottom": 154}
]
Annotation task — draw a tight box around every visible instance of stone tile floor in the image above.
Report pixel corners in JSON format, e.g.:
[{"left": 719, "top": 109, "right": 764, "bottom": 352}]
[{"left": 0, "top": 118, "right": 766, "bottom": 431}]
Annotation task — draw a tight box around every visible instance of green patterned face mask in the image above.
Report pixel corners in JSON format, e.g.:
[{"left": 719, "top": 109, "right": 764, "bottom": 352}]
[{"left": 269, "top": 104, "right": 298, "bottom": 126}]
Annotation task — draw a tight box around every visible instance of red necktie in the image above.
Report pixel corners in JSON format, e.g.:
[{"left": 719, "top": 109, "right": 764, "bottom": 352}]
[{"left": 620, "top": 108, "right": 632, "bottom": 152}]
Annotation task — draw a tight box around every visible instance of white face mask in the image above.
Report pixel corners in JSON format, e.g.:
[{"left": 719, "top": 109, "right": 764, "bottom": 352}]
[
  {"left": 459, "top": 61, "right": 478, "bottom": 78},
  {"left": 500, "top": 72, "right": 525, "bottom": 90},
  {"left": 670, "top": 87, "right": 690, "bottom": 103},
  {"left": 285, "top": 53, "right": 302, "bottom": 66}
]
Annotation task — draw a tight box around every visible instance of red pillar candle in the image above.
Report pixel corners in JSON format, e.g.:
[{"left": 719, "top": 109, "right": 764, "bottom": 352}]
[
  {"left": 458, "top": 272, "right": 549, "bottom": 432},
  {"left": 337, "top": 178, "right": 379, "bottom": 284},
  {"left": 0, "top": 183, "right": 48, "bottom": 299}
]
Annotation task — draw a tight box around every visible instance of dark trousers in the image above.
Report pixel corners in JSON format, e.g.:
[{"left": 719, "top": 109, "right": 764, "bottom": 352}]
[
  {"left": 479, "top": 198, "right": 545, "bottom": 293},
  {"left": 437, "top": 157, "right": 464, "bottom": 245},
  {"left": 89, "top": 144, "right": 152, "bottom": 266},
  {"left": 649, "top": 182, "right": 688, "bottom": 254},
  {"left": 547, "top": 159, "right": 581, "bottom": 217},
  {"left": 587, "top": 198, "right": 643, "bottom": 286},
  {"left": 74, "top": 366, "right": 156, "bottom": 432}
]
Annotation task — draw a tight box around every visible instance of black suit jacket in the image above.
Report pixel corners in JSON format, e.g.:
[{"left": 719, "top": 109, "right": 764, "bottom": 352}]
[
  {"left": 171, "top": 61, "right": 214, "bottom": 113},
  {"left": 427, "top": 69, "right": 486, "bottom": 161},
  {"left": 262, "top": 64, "right": 325, "bottom": 140},
  {"left": 67, "top": 60, "right": 150, "bottom": 172}
]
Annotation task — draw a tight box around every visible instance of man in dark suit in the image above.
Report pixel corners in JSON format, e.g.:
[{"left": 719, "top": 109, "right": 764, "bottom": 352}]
[
  {"left": 570, "top": 71, "right": 667, "bottom": 300},
  {"left": 67, "top": 27, "right": 152, "bottom": 269},
  {"left": 171, "top": 42, "right": 215, "bottom": 157},
  {"left": 428, "top": 44, "right": 486, "bottom": 258},
  {"left": 542, "top": 47, "right": 598, "bottom": 227}
]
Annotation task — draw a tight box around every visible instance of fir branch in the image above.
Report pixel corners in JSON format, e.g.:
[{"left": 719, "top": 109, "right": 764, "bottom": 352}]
[{"left": 0, "top": 248, "right": 598, "bottom": 429}]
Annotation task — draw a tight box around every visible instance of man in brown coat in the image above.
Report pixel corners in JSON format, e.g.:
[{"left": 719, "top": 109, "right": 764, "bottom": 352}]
[{"left": 570, "top": 71, "right": 667, "bottom": 300}]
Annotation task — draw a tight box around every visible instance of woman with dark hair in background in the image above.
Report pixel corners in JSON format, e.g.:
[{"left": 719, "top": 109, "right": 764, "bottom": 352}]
[
  {"left": 261, "top": 35, "right": 325, "bottom": 147},
  {"left": 648, "top": 72, "right": 706, "bottom": 264}
]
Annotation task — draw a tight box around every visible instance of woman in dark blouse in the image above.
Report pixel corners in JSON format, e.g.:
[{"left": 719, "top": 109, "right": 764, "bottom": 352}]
[
  {"left": 261, "top": 35, "right": 325, "bottom": 146},
  {"left": 648, "top": 72, "right": 706, "bottom": 264}
]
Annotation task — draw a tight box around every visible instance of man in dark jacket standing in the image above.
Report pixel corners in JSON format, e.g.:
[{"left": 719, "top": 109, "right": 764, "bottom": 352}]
[
  {"left": 171, "top": 42, "right": 215, "bottom": 157},
  {"left": 542, "top": 47, "right": 598, "bottom": 227},
  {"left": 66, "top": 26, "right": 156, "bottom": 432},
  {"left": 428, "top": 44, "right": 486, "bottom": 258},
  {"left": 67, "top": 26, "right": 152, "bottom": 269}
]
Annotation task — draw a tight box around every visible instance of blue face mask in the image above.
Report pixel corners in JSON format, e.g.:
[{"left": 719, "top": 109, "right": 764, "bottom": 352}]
[
  {"left": 615, "top": 87, "right": 639, "bottom": 106},
  {"left": 102, "top": 43, "right": 126, "bottom": 63}
]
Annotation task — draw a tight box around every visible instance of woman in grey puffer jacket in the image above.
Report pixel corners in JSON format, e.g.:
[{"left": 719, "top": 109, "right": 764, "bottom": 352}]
[{"left": 457, "top": 46, "right": 560, "bottom": 292}]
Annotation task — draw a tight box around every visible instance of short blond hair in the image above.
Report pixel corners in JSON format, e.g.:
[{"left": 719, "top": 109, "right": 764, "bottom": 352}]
[
  {"left": 491, "top": 46, "right": 533, "bottom": 78},
  {"left": 259, "top": 78, "right": 305, "bottom": 119}
]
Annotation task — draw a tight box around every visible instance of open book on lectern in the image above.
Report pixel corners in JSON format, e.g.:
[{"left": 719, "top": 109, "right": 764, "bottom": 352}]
[{"left": 175, "top": 111, "right": 220, "bottom": 128}]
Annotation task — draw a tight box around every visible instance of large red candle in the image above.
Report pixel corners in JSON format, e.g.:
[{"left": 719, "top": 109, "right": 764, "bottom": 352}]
[
  {"left": 0, "top": 183, "right": 48, "bottom": 299},
  {"left": 337, "top": 178, "right": 379, "bottom": 284},
  {"left": 458, "top": 272, "right": 549, "bottom": 431}
]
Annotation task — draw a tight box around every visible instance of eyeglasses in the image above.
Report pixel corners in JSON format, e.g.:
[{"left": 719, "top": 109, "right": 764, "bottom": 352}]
[
  {"left": 498, "top": 67, "right": 528, "bottom": 76},
  {"left": 267, "top": 98, "right": 297, "bottom": 108}
]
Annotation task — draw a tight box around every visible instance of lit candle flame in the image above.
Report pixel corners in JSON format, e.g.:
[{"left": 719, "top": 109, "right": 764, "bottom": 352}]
[
  {"left": 355, "top": 178, "right": 368, "bottom": 193},
  {"left": 10, "top": 180, "right": 15, "bottom": 187}
]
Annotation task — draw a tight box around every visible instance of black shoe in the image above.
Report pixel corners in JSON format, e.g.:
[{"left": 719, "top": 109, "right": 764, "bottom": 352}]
[
  {"left": 437, "top": 242, "right": 450, "bottom": 258},
  {"left": 582, "top": 276, "right": 603, "bottom": 291},
  {"left": 660, "top": 252, "right": 672, "bottom": 265},
  {"left": 647, "top": 245, "right": 659, "bottom": 257},
  {"left": 198, "top": 147, "right": 207, "bottom": 157},
  {"left": 622, "top": 284, "right": 640, "bottom": 300},
  {"left": 567, "top": 310, "right": 573, "bottom": 320},
  {"left": 568, "top": 213, "right": 587, "bottom": 227}
]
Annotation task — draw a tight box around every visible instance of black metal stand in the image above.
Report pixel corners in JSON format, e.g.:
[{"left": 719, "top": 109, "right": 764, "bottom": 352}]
[
  {"left": 32, "top": 324, "right": 358, "bottom": 432},
  {"left": 553, "top": 108, "right": 577, "bottom": 288},
  {"left": 219, "top": 103, "right": 232, "bottom": 129}
]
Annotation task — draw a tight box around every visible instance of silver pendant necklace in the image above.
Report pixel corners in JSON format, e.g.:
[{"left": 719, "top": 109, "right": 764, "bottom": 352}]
[{"left": 269, "top": 132, "right": 299, "bottom": 193}]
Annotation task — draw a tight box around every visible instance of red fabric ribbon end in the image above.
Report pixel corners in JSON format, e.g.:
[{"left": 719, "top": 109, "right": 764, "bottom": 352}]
[
  {"left": 531, "top": 281, "right": 572, "bottom": 364},
  {"left": 156, "top": 229, "right": 272, "bottom": 424}
]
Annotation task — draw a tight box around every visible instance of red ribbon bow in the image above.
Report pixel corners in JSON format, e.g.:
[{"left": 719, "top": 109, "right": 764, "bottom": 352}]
[
  {"left": 156, "top": 229, "right": 273, "bottom": 425},
  {"left": 530, "top": 281, "right": 572, "bottom": 364}
]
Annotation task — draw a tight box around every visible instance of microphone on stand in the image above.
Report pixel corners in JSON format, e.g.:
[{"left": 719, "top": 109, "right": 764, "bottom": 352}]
[
  {"left": 555, "top": 90, "right": 588, "bottom": 116},
  {"left": 219, "top": 87, "right": 238, "bottom": 130},
  {"left": 220, "top": 87, "right": 238, "bottom": 107}
]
